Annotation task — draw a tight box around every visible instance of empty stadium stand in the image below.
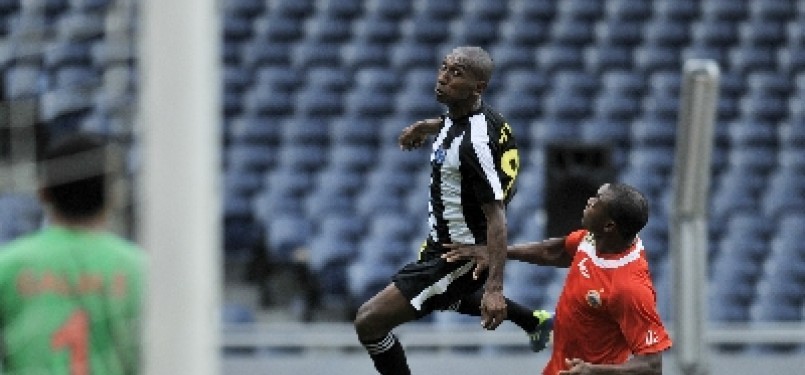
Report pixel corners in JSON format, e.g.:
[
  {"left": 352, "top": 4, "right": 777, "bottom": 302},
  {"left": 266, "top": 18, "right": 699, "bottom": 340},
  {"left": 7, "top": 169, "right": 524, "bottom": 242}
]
[{"left": 0, "top": 1, "right": 803, "bottom": 349}]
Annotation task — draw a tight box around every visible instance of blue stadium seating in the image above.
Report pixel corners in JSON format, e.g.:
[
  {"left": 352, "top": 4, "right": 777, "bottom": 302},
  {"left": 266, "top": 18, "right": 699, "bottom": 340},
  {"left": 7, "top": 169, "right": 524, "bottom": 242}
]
[{"left": 8, "top": 0, "right": 802, "bottom": 328}]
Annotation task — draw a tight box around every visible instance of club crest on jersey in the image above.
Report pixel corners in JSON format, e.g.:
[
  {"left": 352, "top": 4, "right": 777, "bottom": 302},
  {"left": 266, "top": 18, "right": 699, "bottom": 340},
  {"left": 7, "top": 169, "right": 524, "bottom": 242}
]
[
  {"left": 586, "top": 289, "right": 603, "bottom": 308},
  {"left": 433, "top": 148, "right": 447, "bottom": 164}
]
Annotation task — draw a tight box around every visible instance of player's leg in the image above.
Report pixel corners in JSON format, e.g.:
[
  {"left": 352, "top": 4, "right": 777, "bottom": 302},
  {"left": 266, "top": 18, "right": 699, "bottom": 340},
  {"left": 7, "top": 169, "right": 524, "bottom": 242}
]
[
  {"left": 455, "top": 290, "right": 554, "bottom": 352},
  {"left": 354, "top": 283, "right": 418, "bottom": 375}
]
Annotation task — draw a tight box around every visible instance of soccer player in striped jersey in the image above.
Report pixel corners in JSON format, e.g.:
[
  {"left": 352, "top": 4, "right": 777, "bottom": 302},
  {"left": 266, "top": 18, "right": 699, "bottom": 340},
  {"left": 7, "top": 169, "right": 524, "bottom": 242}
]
[
  {"left": 444, "top": 183, "right": 673, "bottom": 375},
  {"left": 354, "top": 46, "right": 550, "bottom": 375},
  {"left": 0, "top": 133, "right": 145, "bottom": 375}
]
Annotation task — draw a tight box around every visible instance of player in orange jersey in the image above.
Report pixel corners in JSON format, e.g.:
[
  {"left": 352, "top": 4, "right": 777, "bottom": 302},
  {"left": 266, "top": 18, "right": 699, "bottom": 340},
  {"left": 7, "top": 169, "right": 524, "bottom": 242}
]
[{"left": 443, "top": 183, "right": 671, "bottom": 375}]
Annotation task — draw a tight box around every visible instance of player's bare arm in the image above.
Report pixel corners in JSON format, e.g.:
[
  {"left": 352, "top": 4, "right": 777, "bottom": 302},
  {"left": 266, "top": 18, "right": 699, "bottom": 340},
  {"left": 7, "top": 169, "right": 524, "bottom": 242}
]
[
  {"left": 442, "top": 236, "right": 572, "bottom": 268},
  {"left": 559, "top": 352, "right": 663, "bottom": 375},
  {"left": 398, "top": 117, "right": 442, "bottom": 150},
  {"left": 479, "top": 200, "right": 507, "bottom": 330}
]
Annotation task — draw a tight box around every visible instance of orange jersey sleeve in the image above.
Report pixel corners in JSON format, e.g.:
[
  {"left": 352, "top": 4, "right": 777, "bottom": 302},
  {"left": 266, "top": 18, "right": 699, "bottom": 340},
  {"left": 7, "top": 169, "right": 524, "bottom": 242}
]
[{"left": 564, "top": 229, "right": 587, "bottom": 257}]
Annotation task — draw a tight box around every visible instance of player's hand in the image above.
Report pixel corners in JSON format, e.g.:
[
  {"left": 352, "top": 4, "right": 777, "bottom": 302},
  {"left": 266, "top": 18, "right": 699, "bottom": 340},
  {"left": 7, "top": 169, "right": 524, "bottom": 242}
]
[
  {"left": 559, "top": 358, "right": 592, "bottom": 374},
  {"left": 441, "top": 244, "right": 489, "bottom": 280},
  {"left": 480, "top": 289, "right": 507, "bottom": 330},
  {"left": 398, "top": 118, "right": 441, "bottom": 150}
]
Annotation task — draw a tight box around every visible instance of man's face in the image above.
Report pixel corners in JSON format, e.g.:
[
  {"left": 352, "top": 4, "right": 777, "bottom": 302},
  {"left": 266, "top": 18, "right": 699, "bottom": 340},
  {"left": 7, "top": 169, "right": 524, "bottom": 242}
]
[
  {"left": 434, "top": 52, "right": 482, "bottom": 105},
  {"left": 581, "top": 184, "right": 614, "bottom": 232}
]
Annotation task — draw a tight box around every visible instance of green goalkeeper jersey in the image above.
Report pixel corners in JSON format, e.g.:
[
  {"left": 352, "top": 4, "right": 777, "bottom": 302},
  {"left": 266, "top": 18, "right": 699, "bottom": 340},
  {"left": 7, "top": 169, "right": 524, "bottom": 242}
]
[{"left": 0, "top": 226, "right": 145, "bottom": 375}]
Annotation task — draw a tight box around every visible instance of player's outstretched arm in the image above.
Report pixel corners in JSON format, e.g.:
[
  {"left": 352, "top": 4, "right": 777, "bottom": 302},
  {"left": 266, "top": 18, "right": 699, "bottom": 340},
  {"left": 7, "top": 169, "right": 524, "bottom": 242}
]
[
  {"left": 399, "top": 117, "right": 442, "bottom": 150},
  {"left": 442, "top": 237, "right": 572, "bottom": 269},
  {"left": 559, "top": 352, "right": 663, "bottom": 375}
]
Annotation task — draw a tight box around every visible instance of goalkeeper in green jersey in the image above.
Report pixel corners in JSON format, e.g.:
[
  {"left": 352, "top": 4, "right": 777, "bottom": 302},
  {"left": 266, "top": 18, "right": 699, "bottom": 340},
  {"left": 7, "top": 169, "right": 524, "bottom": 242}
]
[{"left": 0, "top": 133, "right": 145, "bottom": 375}]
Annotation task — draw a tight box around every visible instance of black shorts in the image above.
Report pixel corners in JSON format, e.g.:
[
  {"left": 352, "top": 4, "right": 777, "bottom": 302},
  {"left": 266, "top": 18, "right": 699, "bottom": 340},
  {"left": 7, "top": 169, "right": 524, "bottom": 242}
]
[{"left": 392, "top": 240, "right": 488, "bottom": 317}]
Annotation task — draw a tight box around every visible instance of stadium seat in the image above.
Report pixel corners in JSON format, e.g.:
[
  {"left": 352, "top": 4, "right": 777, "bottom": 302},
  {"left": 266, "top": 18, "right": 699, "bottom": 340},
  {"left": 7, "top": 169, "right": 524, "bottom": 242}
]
[
  {"left": 271, "top": 0, "right": 314, "bottom": 18},
  {"left": 306, "top": 14, "right": 351, "bottom": 42},
  {"left": 778, "top": 146, "right": 805, "bottom": 170},
  {"left": 593, "top": 95, "right": 639, "bottom": 120},
  {"left": 583, "top": 44, "right": 633, "bottom": 72},
  {"left": 653, "top": 0, "right": 698, "bottom": 20},
  {"left": 739, "top": 93, "right": 788, "bottom": 121},
  {"left": 413, "top": 0, "right": 460, "bottom": 18},
  {"left": 594, "top": 19, "right": 643, "bottom": 46},
  {"left": 317, "top": 214, "right": 365, "bottom": 243},
  {"left": 241, "top": 41, "right": 292, "bottom": 67},
  {"left": 499, "top": 15, "right": 548, "bottom": 46},
  {"left": 536, "top": 45, "right": 584, "bottom": 72},
  {"left": 749, "top": 0, "right": 794, "bottom": 20},
  {"left": 356, "top": 186, "right": 406, "bottom": 215},
  {"left": 644, "top": 18, "right": 690, "bottom": 47},
  {"left": 348, "top": 260, "right": 397, "bottom": 305},
  {"left": 5, "top": 65, "right": 43, "bottom": 98},
  {"left": 365, "top": 167, "right": 416, "bottom": 195},
  {"left": 364, "top": 0, "right": 411, "bottom": 19},
  {"left": 317, "top": 0, "right": 362, "bottom": 20},
  {"left": 330, "top": 116, "right": 379, "bottom": 145},
  {"left": 57, "top": 10, "right": 104, "bottom": 40},
  {"left": 455, "top": 0, "right": 501, "bottom": 18},
  {"left": 329, "top": 144, "right": 376, "bottom": 172},
  {"left": 600, "top": 71, "right": 645, "bottom": 96},
  {"left": 634, "top": 44, "right": 679, "bottom": 72},
  {"left": 44, "top": 40, "right": 91, "bottom": 68},
  {"left": 254, "top": 14, "right": 303, "bottom": 42},
  {"left": 296, "top": 90, "right": 343, "bottom": 117},
  {"left": 400, "top": 14, "right": 449, "bottom": 44},
  {"left": 266, "top": 215, "right": 313, "bottom": 261},
  {"left": 779, "top": 120, "right": 805, "bottom": 148},
  {"left": 701, "top": 0, "right": 749, "bottom": 20},
  {"left": 291, "top": 41, "right": 341, "bottom": 68},
  {"left": 550, "top": 17, "right": 594, "bottom": 46},
  {"left": 390, "top": 40, "right": 438, "bottom": 69},
  {"left": 691, "top": 20, "right": 738, "bottom": 47},
  {"left": 229, "top": 116, "right": 280, "bottom": 146},
  {"left": 727, "top": 120, "right": 777, "bottom": 148},
  {"left": 448, "top": 15, "right": 498, "bottom": 46},
  {"left": 642, "top": 93, "right": 679, "bottom": 120},
  {"left": 529, "top": 120, "right": 581, "bottom": 149},
  {"left": 224, "top": 168, "right": 263, "bottom": 197},
  {"left": 359, "top": 236, "right": 414, "bottom": 268},
  {"left": 222, "top": 0, "right": 263, "bottom": 16},
  {"left": 747, "top": 71, "right": 792, "bottom": 96},
  {"left": 353, "top": 67, "right": 400, "bottom": 93},
  {"left": 223, "top": 14, "right": 251, "bottom": 42},
  {"left": 314, "top": 167, "right": 365, "bottom": 196},
  {"left": 342, "top": 40, "right": 389, "bottom": 69},
  {"left": 762, "top": 168, "right": 805, "bottom": 218},
  {"left": 345, "top": 89, "right": 394, "bottom": 117},
  {"left": 502, "top": 69, "right": 548, "bottom": 95},
  {"left": 711, "top": 176, "right": 760, "bottom": 222},
  {"left": 739, "top": 20, "right": 786, "bottom": 46},
  {"left": 543, "top": 92, "right": 592, "bottom": 120},
  {"left": 493, "top": 90, "right": 542, "bottom": 122},
  {"left": 729, "top": 46, "right": 776, "bottom": 74},
  {"left": 557, "top": 0, "right": 603, "bottom": 20},
  {"left": 395, "top": 90, "right": 445, "bottom": 118},
  {"left": 631, "top": 118, "right": 675, "bottom": 147},
  {"left": 605, "top": 0, "right": 652, "bottom": 20},
  {"left": 226, "top": 144, "right": 276, "bottom": 171},
  {"left": 352, "top": 15, "right": 399, "bottom": 43},
  {"left": 308, "top": 235, "right": 356, "bottom": 275},
  {"left": 280, "top": 116, "right": 329, "bottom": 145},
  {"left": 368, "top": 212, "right": 416, "bottom": 240},
  {"left": 553, "top": 70, "right": 598, "bottom": 93}
]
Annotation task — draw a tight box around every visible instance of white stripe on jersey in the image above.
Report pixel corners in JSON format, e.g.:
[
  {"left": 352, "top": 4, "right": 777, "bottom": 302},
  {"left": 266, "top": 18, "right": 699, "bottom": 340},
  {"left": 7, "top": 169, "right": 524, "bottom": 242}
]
[
  {"left": 410, "top": 260, "right": 476, "bottom": 310},
  {"left": 469, "top": 113, "right": 504, "bottom": 200}
]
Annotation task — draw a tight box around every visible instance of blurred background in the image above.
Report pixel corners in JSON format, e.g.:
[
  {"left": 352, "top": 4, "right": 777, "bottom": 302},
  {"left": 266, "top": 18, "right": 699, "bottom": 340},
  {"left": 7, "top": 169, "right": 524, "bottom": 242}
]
[{"left": 1, "top": 0, "right": 803, "bottom": 374}]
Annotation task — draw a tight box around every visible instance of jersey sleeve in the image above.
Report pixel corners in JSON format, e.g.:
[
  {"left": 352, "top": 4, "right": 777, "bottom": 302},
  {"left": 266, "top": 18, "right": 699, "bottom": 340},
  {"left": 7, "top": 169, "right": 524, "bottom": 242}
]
[
  {"left": 610, "top": 278, "right": 673, "bottom": 355},
  {"left": 563, "top": 229, "right": 587, "bottom": 257}
]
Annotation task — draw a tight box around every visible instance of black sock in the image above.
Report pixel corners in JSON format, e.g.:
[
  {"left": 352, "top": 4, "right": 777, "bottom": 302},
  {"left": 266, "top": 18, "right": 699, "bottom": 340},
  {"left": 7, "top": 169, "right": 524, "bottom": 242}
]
[
  {"left": 361, "top": 332, "right": 411, "bottom": 375},
  {"left": 455, "top": 291, "right": 539, "bottom": 333}
]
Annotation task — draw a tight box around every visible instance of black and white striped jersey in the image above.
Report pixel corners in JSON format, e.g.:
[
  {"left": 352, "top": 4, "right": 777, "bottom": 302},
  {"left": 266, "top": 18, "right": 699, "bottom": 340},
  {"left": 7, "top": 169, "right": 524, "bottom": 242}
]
[{"left": 427, "top": 102, "right": 519, "bottom": 247}]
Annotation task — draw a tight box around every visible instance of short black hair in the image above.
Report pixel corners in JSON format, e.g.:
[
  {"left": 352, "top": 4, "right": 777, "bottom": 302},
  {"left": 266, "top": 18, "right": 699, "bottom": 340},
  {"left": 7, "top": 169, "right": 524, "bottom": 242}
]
[
  {"left": 604, "top": 183, "right": 649, "bottom": 240},
  {"left": 450, "top": 46, "right": 494, "bottom": 83},
  {"left": 40, "top": 133, "right": 109, "bottom": 220}
]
